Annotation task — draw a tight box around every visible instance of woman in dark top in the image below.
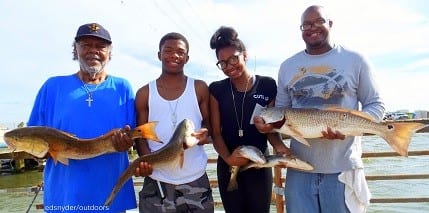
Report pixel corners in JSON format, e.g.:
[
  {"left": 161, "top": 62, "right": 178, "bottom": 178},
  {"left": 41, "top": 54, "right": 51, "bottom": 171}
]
[{"left": 208, "top": 26, "right": 291, "bottom": 213}]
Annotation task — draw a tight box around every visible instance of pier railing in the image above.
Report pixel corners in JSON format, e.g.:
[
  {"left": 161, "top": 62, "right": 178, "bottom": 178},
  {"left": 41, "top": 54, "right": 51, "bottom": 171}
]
[
  {"left": 207, "top": 118, "right": 429, "bottom": 212},
  {"left": 206, "top": 149, "right": 429, "bottom": 213}
]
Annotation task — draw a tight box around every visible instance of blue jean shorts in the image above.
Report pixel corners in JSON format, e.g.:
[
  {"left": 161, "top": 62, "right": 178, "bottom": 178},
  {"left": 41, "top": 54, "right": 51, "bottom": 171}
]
[{"left": 285, "top": 169, "right": 350, "bottom": 213}]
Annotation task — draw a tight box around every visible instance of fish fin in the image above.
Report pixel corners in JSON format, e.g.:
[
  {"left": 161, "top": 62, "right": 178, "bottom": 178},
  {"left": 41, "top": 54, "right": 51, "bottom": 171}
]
[
  {"left": 57, "top": 157, "right": 69, "bottom": 165},
  {"left": 277, "top": 124, "right": 311, "bottom": 146},
  {"left": 54, "top": 129, "right": 79, "bottom": 139},
  {"left": 49, "top": 151, "right": 69, "bottom": 165},
  {"left": 288, "top": 128, "right": 311, "bottom": 146},
  {"left": 135, "top": 121, "right": 162, "bottom": 143},
  {"left": 382, "top": 122, "right": 427, "bottom": 157},
  {"left": 325, "top": 107, "right": 377, "bottom": 122},
  {"left": 292, "top": 135, "right": 310, "bottom": 146}
]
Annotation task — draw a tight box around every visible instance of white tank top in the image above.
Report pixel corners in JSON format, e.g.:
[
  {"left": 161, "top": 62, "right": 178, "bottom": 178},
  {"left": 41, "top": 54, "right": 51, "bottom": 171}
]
[{"left": 147, "top": 77, "right": 208, "bottom": 184}]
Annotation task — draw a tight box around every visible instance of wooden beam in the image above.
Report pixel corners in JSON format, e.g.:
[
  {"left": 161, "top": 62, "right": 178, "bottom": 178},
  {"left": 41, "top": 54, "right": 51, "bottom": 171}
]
[
  {"left": 366, "top": 174, "right": 429, "bottom": 181},
  {"left": 362, "top": 150, "right": 429, "bottom": 158},
  {"left": 371, "top": 197, "right": 429, "bottom": 203}
]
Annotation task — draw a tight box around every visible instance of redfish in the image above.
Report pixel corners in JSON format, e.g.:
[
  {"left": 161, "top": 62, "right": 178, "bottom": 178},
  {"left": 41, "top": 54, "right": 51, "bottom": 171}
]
[
  {"left": 256, "top": 107, "right": 427, "bottom": 156},
  {"left": 4, "top": 122, "right": 160, "bottom": 165},
  {"left": 104, "top": 118, "right": 200, "bottom": 206},
  {"left": 227, "top": 145, "right": 266, "bottom": 191}
]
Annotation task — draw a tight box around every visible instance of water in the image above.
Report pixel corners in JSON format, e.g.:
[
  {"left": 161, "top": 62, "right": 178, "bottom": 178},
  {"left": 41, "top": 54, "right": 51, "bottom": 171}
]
[{"left": 1, "top": 134, "right": 428, "bottom": 212}]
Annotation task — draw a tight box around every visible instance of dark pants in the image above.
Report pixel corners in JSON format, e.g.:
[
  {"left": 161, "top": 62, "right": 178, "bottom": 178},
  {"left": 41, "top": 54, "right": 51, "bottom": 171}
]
[{"left": 217, "top": 158, "right": 273, "bottom": 213}]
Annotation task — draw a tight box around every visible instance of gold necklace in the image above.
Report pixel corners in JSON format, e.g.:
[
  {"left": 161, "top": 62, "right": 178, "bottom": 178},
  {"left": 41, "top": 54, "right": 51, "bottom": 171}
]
[{"left": 229, "top": 76, "right": 251, "bottom": 137}]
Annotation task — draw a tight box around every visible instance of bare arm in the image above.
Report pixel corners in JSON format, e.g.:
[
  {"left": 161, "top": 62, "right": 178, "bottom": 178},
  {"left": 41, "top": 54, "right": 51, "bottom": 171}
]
[
  {"left": 263, "top": 100, "right": 291, "bottom": 155},
  {"left": 210, "top": 94, "right": 248, "bottom": 166},
  {"left": 194, "top": 79, "right": 211, "bottom": 144},
  {"left": 135, "top": 84, "right": 151, "bottom": 156},
  {"left": 134, "top": 84, "right": 153, "bottom": 177}
]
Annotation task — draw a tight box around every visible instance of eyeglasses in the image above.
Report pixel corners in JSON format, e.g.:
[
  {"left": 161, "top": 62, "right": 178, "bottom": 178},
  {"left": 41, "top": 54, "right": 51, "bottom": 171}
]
[
  {"left": 216, "top": 52, "right": 241, "bottom": 70},
  {"left": 300, "top": 19, "right": 328, "bottom": 31}
]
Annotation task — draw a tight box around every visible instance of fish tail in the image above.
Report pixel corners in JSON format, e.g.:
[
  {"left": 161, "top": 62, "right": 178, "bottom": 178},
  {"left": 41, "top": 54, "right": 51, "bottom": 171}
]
[
  {"left": 226, "top": 166, "right": 239, "bottom": 191},
  {"left": 381, "top": 122, "right": 427, "bottom": 157},
  {"left": 135, "top": 121, "right": 161, "bottom": 142},
  {"left": 104, "top": 160, "right": 138, "bottom": 206},
  {"left": 226, "top": 178, "right": 238, "bottom": 191},
  {"left": 104, "top": 185, "right": 121, "bottom": 207}
]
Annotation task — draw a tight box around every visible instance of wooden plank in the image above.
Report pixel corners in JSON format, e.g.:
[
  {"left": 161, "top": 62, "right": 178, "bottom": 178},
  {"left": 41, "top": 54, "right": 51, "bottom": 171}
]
[
  {"left": 207, "top": 158, "right": 217, "bottom": 164},
  {"left": 362, "top": 150, "right": 429, "bottom": 158},
  {"left": 370, "top": 197, "right": 429, "bottom": 203},
  {"left": 0, "top": 150, "right": 38, "bottom": 160},
  {"left": 366, "top": 174, "right": 429, "bottom": 181}
]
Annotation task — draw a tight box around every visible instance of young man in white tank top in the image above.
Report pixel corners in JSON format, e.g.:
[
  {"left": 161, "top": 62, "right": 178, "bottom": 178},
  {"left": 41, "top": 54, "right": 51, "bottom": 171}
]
[{"left": 134, "top": 32, "right": 214, "bottom": 212}]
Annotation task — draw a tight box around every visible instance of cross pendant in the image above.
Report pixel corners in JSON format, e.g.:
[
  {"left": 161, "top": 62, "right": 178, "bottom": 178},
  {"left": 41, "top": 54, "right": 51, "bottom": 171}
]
[{"left": 85, "top": 96, "right": 93, "bottom": 107}]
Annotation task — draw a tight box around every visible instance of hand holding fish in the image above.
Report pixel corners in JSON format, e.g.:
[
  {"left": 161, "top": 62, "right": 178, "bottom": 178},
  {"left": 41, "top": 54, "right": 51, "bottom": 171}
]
[
  {"left": 273, "top": 145, "right": 292, "bottom": 156},
  {"left": 191, "top": 128, "right": 211, "bottom": 145},
  {"left": 134, "top": 162, "right": 153, "bottom": 177},
  {"left": 104, "top": 119, "right": 200, "bottom": 206},
  {"left": 226, "top": 148, "right": 251, "bottom": 166},
  {"left": 320, "top": 127, "right": 346, "bottom": 140},
  {"left": 253, "top": 116, "right": 274, "bottom": 134},
  {"left": 112, "top": 125, "right": 134, "bottom": 152}
]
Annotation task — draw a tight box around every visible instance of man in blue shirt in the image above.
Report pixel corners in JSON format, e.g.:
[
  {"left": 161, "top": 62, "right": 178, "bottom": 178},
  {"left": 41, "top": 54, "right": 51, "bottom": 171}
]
[{"left": 28, "top": 23, "right": 137, "bottom": 213}]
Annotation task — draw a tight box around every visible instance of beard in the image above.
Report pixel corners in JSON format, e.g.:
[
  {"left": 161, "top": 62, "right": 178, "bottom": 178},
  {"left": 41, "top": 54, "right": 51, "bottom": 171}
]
[
  {"left": 307, "top": 40, "right": 323, "bottom": 48},
  {"left": 78, "top": 56, "right": 107, "bottom": 78}
]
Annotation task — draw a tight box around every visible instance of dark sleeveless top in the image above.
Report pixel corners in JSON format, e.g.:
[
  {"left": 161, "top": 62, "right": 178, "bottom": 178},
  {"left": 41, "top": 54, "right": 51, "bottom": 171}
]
[{"left": 209, "top": 75, "right": 276, "bottom": 153}]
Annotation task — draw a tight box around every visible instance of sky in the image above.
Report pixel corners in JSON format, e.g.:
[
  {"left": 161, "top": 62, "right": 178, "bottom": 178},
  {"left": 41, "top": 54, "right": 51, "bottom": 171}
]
[{"left": 0, "top": 0, "right": 428, "bottom": 128}]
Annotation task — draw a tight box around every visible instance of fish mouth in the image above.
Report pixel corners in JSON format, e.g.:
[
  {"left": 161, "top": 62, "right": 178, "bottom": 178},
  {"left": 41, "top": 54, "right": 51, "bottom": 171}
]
[
  {"left": 184, "top": 137, "right": 199, "bottom": 148},
  {"left": 271, "top": 118, "right": 286, "bottom": 129},
  {"left": 3, "top": 139, "right": 16, "bottom": 151}
]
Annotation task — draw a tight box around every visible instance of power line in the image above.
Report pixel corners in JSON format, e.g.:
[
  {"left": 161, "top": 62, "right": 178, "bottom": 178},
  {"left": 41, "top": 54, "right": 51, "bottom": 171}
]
[{"left": 166, "top": 0, "right": 209, "bottom": 52}]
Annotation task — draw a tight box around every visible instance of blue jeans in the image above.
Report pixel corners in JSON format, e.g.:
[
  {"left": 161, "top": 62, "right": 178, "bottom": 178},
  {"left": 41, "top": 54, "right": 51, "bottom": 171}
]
[{"left": 285, "top": 170, "right": 350, "bottom": 213}]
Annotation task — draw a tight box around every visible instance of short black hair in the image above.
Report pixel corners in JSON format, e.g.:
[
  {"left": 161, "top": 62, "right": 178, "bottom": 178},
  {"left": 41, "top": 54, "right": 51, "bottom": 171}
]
[
  {"left": 209, "top": 26, "right": 246, "bottom": 57},
  {"left": 159, "top": 32, "right": 189, "bottom": 53}
]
